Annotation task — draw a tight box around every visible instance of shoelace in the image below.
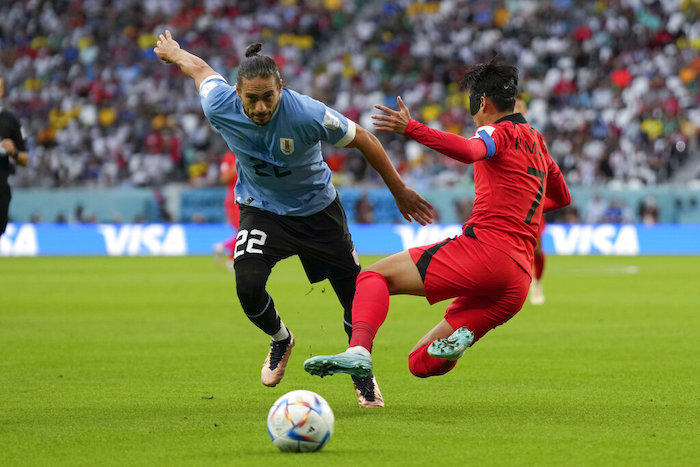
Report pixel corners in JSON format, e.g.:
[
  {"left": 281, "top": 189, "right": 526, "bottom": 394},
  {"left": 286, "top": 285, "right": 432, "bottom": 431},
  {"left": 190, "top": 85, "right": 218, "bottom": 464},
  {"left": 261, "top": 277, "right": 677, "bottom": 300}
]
[
  {"left": 268, "top": 338, "right": 290, "bottom": 370},
  {"left": 352, "top": 376, "right": 376, "bottom": 401}
]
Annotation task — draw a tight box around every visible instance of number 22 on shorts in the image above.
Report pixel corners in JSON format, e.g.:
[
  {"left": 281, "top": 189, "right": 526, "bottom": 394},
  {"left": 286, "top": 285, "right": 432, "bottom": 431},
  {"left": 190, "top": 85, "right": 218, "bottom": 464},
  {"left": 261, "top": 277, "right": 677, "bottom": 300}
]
[{"left": 234, "top": 229, "right": 267, "bottom": 259}]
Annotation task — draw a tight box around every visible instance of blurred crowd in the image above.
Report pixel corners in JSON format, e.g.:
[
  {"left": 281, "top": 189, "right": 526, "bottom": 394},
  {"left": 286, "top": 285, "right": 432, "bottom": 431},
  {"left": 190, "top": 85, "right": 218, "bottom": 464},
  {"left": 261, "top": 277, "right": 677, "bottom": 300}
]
[{"left": 1, "top": 0, "right": 699, "bottom": 198}]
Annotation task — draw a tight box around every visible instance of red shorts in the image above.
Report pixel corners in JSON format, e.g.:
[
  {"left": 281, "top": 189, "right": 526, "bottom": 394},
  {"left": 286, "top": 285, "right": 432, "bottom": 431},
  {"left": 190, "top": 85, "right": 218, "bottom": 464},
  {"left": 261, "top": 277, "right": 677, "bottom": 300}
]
[{"left": 409, "top": 234, "right": 530, "bottom": 342}]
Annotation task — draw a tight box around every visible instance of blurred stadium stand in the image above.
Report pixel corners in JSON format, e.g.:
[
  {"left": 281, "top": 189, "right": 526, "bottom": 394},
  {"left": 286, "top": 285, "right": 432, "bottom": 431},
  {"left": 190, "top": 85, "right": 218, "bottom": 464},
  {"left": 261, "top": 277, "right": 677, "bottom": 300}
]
[
  {"left": 2, "top": 0, "right": 699, "bottom": 224},
  {"left": 10, "top": 185, "right": 700, "bottom": 225}
]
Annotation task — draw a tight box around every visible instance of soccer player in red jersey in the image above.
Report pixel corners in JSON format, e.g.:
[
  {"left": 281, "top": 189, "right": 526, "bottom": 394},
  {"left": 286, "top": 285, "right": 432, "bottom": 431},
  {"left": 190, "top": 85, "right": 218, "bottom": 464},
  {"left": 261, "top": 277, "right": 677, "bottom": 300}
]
[
  {"left": 304, "top": 59, "right": 571, "bottom": 382},
  {"left": 213, "top": 150, "right": 241, "bottom": 269}
]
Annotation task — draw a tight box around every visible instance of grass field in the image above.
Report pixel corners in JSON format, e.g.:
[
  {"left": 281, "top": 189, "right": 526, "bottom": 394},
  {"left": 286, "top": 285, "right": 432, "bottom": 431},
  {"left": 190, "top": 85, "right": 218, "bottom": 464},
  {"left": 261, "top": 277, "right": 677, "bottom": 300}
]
[{"left": 2, "top": 255, "right": 699, "bottom": 466}]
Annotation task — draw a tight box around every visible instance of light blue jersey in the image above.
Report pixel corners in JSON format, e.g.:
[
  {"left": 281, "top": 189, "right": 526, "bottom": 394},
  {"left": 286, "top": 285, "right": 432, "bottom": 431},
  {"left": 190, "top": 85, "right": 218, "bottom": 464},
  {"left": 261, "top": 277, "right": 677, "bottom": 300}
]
[{"left": 199, "top": 75, "right": 356, "bottom": 216}]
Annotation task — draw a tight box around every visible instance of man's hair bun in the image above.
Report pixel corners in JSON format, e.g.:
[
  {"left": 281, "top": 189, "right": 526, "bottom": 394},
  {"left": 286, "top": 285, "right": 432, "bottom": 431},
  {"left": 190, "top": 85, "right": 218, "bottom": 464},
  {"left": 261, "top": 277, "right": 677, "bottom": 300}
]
[{"left": 245, "top": 43, "right": 263, "bottom": 58}]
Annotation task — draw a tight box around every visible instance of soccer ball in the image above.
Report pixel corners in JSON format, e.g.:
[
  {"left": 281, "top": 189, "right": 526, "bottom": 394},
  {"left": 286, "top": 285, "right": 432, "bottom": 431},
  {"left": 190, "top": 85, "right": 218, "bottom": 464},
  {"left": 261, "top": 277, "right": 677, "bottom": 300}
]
[{"left": 266, "top": 389, "right": 334, "bottom": 452}]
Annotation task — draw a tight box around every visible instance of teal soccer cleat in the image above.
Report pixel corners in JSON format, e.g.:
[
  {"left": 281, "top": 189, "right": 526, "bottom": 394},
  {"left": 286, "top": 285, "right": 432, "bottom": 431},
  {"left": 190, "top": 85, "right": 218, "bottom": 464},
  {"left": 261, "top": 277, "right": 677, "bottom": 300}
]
[
  {"left": 427, "top": 327, "right": 475, "bottom": 361},
  {"left": 304, "top": 350, "right": 373, "bottom": 378}
]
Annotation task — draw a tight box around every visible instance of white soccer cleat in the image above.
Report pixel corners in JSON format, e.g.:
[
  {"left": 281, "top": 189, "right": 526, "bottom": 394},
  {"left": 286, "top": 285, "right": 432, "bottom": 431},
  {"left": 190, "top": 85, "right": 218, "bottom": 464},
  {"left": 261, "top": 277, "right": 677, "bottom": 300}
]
[
  {"left": 427, "top": 327, "right": 474, "bottom": 361},
  {"left": 303, "top": 347, "right": 373, "bottom": 378}
]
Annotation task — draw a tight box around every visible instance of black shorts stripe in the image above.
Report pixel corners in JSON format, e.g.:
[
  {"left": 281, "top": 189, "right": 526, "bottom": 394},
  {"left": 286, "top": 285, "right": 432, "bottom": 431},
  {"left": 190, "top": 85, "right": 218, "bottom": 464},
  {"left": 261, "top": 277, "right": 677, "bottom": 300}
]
[{"left": 415, "top": 237, "right": 454, "bottom": 282}]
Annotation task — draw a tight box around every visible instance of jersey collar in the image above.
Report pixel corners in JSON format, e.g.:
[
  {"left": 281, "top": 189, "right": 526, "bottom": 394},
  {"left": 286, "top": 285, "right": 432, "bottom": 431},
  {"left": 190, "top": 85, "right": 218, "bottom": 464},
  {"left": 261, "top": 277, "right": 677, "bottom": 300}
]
[{"left": 495, "top": 113, "right": 527, "bottom": 126}]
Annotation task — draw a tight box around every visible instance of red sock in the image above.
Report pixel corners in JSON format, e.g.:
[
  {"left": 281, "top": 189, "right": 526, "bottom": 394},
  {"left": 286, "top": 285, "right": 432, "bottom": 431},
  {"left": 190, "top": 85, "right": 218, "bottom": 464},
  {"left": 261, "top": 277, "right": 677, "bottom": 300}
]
[
  {"left": 534, "top": 250, "right": 545, "bottom": 280},
  {"left": 408, "top": 343, "right": 457, "bottom": 378},
  {"left": 349, "top": 271, "right": 390, "bottom": 350}
]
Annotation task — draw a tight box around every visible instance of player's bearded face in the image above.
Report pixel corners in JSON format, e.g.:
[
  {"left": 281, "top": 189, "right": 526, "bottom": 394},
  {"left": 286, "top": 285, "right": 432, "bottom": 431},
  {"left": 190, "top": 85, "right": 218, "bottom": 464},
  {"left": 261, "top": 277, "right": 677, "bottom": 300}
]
[{"left": 239, "top": 76, "right": 282, "bottom": 125}]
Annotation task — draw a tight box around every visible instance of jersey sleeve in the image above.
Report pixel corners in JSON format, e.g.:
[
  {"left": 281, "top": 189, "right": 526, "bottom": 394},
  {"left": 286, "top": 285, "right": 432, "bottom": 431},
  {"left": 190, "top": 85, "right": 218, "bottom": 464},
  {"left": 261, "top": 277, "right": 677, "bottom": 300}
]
[
  {"left": 297, "top": 93, "right": 356, "bottom": 147},
  {"left": 404, "top": 119, "right": 487, "bottom": 164},
  {"left": 199, "top": 75, "right": 236, "bottom": 125}
]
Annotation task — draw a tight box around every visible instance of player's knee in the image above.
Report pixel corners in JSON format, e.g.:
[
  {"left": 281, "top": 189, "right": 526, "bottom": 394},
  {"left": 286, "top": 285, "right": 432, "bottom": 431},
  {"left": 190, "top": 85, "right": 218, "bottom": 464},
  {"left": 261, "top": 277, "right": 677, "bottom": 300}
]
[
  {"left": 407, "top": 346, "right": 433, "bottom": 378},
  {"left": 408, "top": 346, "right": 457, "bottom": 378},
  {"left": 408, "top": 356, "right": 431, "bottom": 378}
]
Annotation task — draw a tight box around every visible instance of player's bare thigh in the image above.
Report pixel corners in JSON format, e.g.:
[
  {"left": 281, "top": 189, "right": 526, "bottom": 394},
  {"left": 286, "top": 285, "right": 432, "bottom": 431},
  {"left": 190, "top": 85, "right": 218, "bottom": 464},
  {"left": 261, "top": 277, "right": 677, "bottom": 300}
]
[
  {"left": 410, "top": 319, "right": 455, "bottom": 353},
  {"left": 363, "top": 250, "right": 425, "bottom": 296}
]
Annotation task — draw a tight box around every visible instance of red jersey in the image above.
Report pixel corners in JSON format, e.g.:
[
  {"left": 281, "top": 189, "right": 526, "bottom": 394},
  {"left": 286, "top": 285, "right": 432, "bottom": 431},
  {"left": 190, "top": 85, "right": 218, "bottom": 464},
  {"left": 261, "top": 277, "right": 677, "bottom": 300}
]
[
  {"left": 404, "top": 114, "right": 570, "bottom": 273},
  {"left": 220, "top": 151, "right": 238, "bottom": 193}
]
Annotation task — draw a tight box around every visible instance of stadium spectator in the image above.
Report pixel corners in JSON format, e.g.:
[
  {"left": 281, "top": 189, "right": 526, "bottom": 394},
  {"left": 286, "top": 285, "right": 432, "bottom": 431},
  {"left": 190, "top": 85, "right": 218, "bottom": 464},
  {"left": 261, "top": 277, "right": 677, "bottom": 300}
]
[
  {"left": 601, "top": 199, "right": 635, "bottom": 224},
  {"left": 454, "top": 196, "right": 473, "bottom": 222},
  {"left": 638, "top": 194, "right": 660, "bottom": 225},
  {"left": 154, "top": 30, "right": 432, "bottom": 407},
  {"left": 1, "top": 0, "right": 699, "bottom": 219},
  {"left": 304, "top": 59, "right": 570, "bottom": 384},
  {"left": 354, "top": 193, "right": 375, "bottom": 224},
  {"left": 583, "top": 193, "right": 608, "bottom": 223},
  {"left": 0, "top": 76, "right": 29, "bottom": 237}
]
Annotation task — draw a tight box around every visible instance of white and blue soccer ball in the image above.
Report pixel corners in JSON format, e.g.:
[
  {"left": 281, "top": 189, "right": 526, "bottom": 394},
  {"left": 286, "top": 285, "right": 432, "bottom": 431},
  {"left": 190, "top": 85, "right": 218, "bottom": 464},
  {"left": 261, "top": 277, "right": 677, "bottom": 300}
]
[{"left": 267, "top": 390, "right": 334, "bottom": 452}]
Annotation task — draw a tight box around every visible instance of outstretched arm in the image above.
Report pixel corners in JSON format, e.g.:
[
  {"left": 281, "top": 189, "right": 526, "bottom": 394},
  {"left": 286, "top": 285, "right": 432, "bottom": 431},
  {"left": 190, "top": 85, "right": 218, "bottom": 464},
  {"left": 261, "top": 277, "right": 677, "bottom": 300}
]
[
  {"left": 373, "top": 96, "right": 487, "bottom": 164},
  {"left": 346, "top": 125, "right": 434, "bottom": 225},
  {"left": 154, "top": 30, "right": 219, "bottom": 91}
]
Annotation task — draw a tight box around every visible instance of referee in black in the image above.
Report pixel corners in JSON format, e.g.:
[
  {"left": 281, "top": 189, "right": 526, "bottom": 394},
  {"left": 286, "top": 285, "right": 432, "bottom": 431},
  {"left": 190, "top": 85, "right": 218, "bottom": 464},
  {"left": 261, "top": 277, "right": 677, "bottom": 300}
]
[{"left": 0, "top": 76, "right": 29, "bottom": 237}]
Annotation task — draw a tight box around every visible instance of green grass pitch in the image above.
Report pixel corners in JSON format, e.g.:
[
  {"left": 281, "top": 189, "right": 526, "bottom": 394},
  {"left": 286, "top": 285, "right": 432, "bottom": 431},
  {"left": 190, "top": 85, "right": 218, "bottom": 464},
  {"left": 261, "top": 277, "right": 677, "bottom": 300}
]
[{"left": 2, "top": 255, "right": 699, "bottom": 466}]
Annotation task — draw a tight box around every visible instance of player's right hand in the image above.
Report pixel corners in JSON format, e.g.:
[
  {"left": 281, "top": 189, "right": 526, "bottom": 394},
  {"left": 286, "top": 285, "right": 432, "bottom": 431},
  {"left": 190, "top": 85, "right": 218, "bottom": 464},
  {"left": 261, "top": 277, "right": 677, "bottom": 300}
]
[{"left": 154, "top": 30, "right": 179, "bottom": 64}]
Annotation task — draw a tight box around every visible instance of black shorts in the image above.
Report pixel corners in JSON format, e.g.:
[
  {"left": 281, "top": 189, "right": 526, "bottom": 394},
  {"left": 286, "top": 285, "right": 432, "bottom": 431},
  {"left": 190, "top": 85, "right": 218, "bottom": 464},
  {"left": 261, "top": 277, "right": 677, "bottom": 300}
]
[
  {"left": 0, "top": 182, "right": 11, "bottom": 236},
  {"left": 234, "top": 196, "right": 361, "bottom": 283}
]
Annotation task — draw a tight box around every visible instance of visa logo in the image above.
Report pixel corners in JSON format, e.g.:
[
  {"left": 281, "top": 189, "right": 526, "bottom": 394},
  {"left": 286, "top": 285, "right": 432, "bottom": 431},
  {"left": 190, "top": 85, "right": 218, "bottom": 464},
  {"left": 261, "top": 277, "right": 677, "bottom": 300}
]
[
  {"left": 97, "top": 224, "right": 186, "bottom": 256},
  {"left": 0, "top": 223, "right": 38, "bottom": 256},
  {"left": 547, "top": 224, "right": 639, "bottom": 255}
]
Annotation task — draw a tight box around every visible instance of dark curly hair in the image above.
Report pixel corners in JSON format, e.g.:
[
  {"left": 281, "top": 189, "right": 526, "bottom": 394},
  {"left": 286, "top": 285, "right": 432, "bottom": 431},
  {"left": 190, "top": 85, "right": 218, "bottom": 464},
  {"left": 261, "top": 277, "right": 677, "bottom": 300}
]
[
  {"left": 460, "top": 57, "right": 518, "bottom": 114},
  {"left": 237, "top": 43, "right": 281, "bottom": 88}
]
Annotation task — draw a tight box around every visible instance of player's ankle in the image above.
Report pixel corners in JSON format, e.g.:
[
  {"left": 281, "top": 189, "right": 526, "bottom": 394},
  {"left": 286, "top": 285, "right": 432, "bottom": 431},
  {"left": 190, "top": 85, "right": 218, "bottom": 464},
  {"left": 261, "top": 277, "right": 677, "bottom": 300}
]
[{"left": 346, "top": 346, "right": 370, "bottom": 357}]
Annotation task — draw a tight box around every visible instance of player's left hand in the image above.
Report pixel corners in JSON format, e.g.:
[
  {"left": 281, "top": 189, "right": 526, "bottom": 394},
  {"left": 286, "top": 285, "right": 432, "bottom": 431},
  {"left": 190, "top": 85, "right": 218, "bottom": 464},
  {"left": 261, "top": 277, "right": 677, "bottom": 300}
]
[
  {"left": 372, "top": 96, "right": 412, "bottom": 135},
  {"left": 394, "top": 186, "right": 434, "bottom": 225},
  {"left": 154, "top": 30, "right": 180, "bottom": 64}
]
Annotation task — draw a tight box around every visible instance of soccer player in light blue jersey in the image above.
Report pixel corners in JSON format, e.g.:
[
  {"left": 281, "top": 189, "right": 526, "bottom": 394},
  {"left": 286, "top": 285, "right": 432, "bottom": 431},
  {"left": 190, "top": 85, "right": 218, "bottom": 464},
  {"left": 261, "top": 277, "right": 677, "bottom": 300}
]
[{"left": 155, "top": 31, "right": 433, "bottom": 407}]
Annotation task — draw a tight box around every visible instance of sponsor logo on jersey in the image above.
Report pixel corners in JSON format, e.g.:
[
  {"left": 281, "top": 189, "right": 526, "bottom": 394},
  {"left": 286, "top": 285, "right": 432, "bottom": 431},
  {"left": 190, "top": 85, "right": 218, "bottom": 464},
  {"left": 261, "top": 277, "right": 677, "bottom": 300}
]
[
  {"left": 200, "top": 79, "right": 221, "bottom": 98},
  {"left": 280, "top": 138, "right": 294, "bottom": 155},
  {"left": 322, "top": 109, "right": 341, "bottom": 130}
]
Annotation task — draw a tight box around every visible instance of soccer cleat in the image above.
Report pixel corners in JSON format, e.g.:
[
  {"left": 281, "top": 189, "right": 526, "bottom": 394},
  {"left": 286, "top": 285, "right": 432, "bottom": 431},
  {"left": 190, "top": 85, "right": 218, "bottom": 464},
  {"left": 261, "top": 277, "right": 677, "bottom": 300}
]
[
  {"left": 352, "top": 374, "right": 384, "bottom": 408},
  {"left": 427, "top": 327, "right": 474, "bottom": 361},
  {"left": 303, "top": 349, "right": 373, "bottom": 379},
  {"left": 529, "top": 279, "right": 545, "bottom": 305},
  {"left": 261, "top": 333, "right": 295, "bottom": 387}
]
